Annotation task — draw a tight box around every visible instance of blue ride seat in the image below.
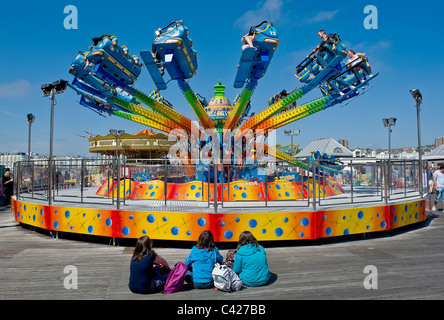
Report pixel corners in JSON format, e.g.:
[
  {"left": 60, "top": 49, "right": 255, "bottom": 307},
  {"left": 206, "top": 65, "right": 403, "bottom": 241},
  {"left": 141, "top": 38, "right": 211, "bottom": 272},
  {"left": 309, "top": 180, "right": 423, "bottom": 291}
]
[
  {"left": 154, "top": 20, "right": 197, "bottom": 79},
  {"left": 296, "top": 35, "right": 347, "bottom": 86},
  {"left": 69, "top": 52, "right": 114, "bottom": 97},
  {"left": 234, "top": 21, "right": 279, "bottom": 88},
  {"left": 141, "top": 21, "right": 197, "bottom": 90},
  {"left": 86, "top": 36, "right": 142, "bottom": 86}
]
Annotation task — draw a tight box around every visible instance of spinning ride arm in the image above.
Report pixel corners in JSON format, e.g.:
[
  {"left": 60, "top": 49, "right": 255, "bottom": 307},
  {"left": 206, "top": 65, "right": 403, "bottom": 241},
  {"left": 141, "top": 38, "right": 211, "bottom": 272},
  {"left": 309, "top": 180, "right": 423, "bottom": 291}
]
[
  {"left": 110, "top": 96, "right": 184, "bottom": 132},
  {"left": 235, "top": 86, "right": 305, "bottom": 139},
  {"left": 177, "top": 79, "right": 214, "bottom": 130},
  {"left": 130, "top": 87, "right": 197, "bottom": 134}
]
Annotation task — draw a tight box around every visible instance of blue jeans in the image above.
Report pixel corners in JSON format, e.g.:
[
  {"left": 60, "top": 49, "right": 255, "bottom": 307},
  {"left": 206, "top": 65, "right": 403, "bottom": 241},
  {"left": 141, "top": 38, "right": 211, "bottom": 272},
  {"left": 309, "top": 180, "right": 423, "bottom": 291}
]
[
  {"left": 149, "top": 266, "right": 170, "bottom": 292},
  {"left": 315, "top": 44, "right": 335, "bottom": 68},
  {"left": 352, "top": 63, "right": 372, "bottom": 81},
  {"left": 185, "top": 270, "right": 214, "bottom": 289},
  {"left": 329, "top": 76, "right": 351, "bottom": 93},
  {"left": 435, "top": 188, "right": 444, "bottom": 204}
]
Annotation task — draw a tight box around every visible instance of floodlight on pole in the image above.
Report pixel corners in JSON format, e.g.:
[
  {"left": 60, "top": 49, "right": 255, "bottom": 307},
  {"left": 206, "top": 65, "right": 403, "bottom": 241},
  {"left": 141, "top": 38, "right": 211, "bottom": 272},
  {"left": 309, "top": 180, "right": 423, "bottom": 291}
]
[
  {"left": 284, "top": 129, "right": 301, "bottom": 156},
  {"left": 110, "top": 129, "right": 125, "bottom": 210},
  {"left": 41, "top": 79, "right": 68, "bottom": 205},
  {"left": 410, "top": 89, "right": 423, "bottom": 197},
  {"left": 27, "top": 114, "right": 35, "bottom": 162}
]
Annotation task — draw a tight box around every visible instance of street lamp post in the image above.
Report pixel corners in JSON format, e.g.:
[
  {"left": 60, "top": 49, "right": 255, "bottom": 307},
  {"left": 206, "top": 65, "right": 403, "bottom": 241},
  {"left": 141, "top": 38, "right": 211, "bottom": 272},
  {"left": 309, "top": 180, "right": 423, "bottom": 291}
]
[
  {"left": 110, "top": 129, "right": 125, "bottom": 210},
  {"left": 27, "top": 113, "right": 35, "bottom": 162},
  {"left": 41, "top": 80, "right": 68, "bottom": 206},
  {"left": 284, "top": 129, "right": 301, "bottom": 156},
  {"left": 382, "top": 117, "right": 397, "bottom": 193},
  {"left": 410, "top": 89, "right": 423, "bottom": 197}
]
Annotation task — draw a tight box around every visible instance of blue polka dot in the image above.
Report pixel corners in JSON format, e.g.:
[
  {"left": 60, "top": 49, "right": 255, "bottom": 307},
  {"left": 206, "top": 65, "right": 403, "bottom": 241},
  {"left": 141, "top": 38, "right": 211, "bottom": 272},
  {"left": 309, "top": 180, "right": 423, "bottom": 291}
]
[
  {"left": 122, "top": 226, "right": 130, "bottom": 235},
  {"left": 415, "top": 212, "right": 418, "bottom": 219},
  {"left": 299, "top": 232, "right": 304, "bottom": 238},
  {"left": 24, "top": 205, "right": 27, "bottom": 212},
  {"left": 276, "top": 184, "right": 281, "bottom": 190},
  {"left": 249, "top": 219, "right": 257, "bottom": 228},
  {"left": 129, "top": 215, "right": 134, "bottom": 220},
  {"left": 381, "top": 221, "right": 387, "bottom": 228},
  {"left": 191, "top": 185, "right": 196, "bottom": 190},
  {"left": 285, "top": 192, "right": 291, "bottom": 197},
  {"left": 283, "top": 217, "right": 289, "bottom": 223},
  {"left": 142, "top": 230, "right": 147, "bottom": 234},
  {"left": 147, "top": 214, "right": 155, "bottom": 223},
  {"left": 106, "top": 218, "right": 112, "bottom": 227},
  {"left": 150, "top": 192, "right": 156, "bottom": 197},
  {"left": 394, "top": 216, "right": 398, "bottom": 223},
  {"left": 241, "top": 192, "right": 248, "bottom": 199},
  {"left": 187, "top": 231, "right": 191, "bottom": 236},
  {"left": 220, "top": 221, "right": 225, "bottom": 226},
  {"left": 405, "top": 205, "right": 408, "bottom": 212},
  {"left": 274, "top": 228, "right": 283, "bottom": 237},
  {"left": 40, "top": 209, "right": 44, "bottom": 216},
  {"left": 88, "top": 226, "right": 94, "bottom": 234},
  {"left": 358, "top": 211, "right": 364, "bottom": 219},
  {"left": 195, "top": 192, "right": 202, "bottom": 198},
  {"left": 323, "top": 215, "right": 327, "bottom": 220},
  {"left": 32, "top": 215, "right": 36, "bottom": 222},
  {"left": 262, "top": 229, "right": 267, "bottom": 234},
  {"left": 224, "top": 230, "right": 233, "bottom": 239},
  {"left": 235, "top": 217, "right": 240, "bottom": 223},
  {"left": 54, "top": 221, "right": 59, "bottom": 229},
  {"left": 344, "top": 229, "right": 350, "bottom": 235},
  {"left": 171, "top": 227, "right": 180, "bottom": 235},
  {"left": 301, "top": 218, "right": 309, "bottom": 227},
  {"left": 326, "top": 227, "right": 332, "bottom": 236},
  {"left": 163, "top": 217, "right": 168, "bottom": 222},
  {"left": 149, "top": 184, "right": 154, "bottom": 190},
  {"left": 343, "top": 216, "right": 347, "bottom": 220},
  {"left": 198, "top": 218, "right": 206, "bottom": 227},
  {"left": 83, "top": 213, "right": 86, "bottom": 218}
]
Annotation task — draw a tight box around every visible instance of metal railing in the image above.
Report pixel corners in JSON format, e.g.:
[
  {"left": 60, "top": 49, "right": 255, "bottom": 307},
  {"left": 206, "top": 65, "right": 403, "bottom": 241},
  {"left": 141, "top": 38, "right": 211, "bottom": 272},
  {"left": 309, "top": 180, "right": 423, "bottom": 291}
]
[{"left": 13, "top": 158, "right": 427, "bottom": 212}]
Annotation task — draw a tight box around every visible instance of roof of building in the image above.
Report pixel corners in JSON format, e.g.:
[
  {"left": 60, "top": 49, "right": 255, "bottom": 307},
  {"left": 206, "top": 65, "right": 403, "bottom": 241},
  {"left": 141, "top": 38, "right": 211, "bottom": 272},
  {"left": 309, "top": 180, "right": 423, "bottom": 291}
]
[{"left": 296, "top": 138, "right": 354, "bottom": 159}]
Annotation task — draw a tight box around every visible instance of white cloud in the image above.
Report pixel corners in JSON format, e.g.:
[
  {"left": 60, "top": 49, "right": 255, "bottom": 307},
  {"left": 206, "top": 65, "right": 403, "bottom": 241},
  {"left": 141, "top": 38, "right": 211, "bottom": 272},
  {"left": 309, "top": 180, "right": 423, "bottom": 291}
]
[
  {"left": 234, "top": 0, "right": 284, "bottom": 30},
  {"left": 304, "top": 10, "right": 341, "bottom": 24},
  {"left": 0, "top": 79, "right": 31, "bottom": 99}
]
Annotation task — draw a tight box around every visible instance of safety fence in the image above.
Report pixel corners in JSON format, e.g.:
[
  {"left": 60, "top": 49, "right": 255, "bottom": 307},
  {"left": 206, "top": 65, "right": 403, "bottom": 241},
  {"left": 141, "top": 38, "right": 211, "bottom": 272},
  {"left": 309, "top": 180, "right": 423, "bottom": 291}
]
[{"left": 13, "top": 158, "right": 427, "bottom": 212}]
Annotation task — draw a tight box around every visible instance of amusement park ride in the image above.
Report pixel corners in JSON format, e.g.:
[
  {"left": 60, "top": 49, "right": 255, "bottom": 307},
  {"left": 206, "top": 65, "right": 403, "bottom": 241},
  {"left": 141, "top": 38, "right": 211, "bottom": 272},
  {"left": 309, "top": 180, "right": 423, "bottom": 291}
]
[{"left": 67, "top": 20, "right": 379, "bottom": 202}]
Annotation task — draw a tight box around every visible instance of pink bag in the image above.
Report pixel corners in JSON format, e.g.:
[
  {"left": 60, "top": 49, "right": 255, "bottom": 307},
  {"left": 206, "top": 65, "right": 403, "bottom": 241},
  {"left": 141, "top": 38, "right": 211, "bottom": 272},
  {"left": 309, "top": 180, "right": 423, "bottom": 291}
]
[{"left": 162, "top": 262, "right": 187, "bottom": 294}]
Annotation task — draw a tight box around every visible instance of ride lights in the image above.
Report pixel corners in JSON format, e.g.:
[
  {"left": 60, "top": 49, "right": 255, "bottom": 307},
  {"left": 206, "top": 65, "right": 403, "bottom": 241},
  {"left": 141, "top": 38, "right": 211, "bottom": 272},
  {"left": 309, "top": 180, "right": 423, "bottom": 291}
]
[
  {"left": 41, "top": 80, "right": 68, "bottom": 97},
  {"left": 409, "top": 89, "right": 422, "bottom": 104},
  {"left": 382, "top": 118, "right": 396, "bottom": 127}
]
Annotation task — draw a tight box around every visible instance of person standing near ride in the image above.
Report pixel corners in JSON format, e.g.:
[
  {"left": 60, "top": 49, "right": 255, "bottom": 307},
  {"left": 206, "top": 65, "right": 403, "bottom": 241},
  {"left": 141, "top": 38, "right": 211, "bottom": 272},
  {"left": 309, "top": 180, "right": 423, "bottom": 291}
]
[
  {"left": 432, "top": 166, "right": 444, "bottom": 212},
  {"left": 2, "top": 168, "right": 13, "bottom": 206},
  {"left": 346, "top": 50, "right": 373, "bottom": 83}
]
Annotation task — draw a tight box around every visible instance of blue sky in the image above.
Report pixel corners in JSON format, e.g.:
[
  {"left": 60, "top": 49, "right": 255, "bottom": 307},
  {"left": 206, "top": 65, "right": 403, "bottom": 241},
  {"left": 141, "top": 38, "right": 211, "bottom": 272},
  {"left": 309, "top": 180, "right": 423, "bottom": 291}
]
[{"left": 0, "top": 0, "right": 442, "bottom": 156}]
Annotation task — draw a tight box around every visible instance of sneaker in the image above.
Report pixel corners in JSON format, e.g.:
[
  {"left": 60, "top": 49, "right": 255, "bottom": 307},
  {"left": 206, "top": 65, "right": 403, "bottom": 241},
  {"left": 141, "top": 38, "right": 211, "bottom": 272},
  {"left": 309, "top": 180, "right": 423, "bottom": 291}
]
[
  {"left": 350, "top": 86, "right": 356, "bottom": 90},
  {"left": 432, "top": 206, "right": 437, "bottom": 212},
  {"left": 307, "top": 74, "right": 315, "bottom": 81},
  {"left": 339, "top": 92, "right": 345, "bottom": 96}
]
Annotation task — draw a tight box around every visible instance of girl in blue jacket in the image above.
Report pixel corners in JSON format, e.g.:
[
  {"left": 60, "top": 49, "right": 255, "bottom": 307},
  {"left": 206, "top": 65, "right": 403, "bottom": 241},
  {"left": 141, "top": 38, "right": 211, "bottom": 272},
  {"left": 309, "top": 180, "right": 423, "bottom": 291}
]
[
  {"left": 233, "top": 231, "right": 271, "bottom": 287},
  {"left": 185, "top": 230, "right": 223, "bottom": 289}
]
